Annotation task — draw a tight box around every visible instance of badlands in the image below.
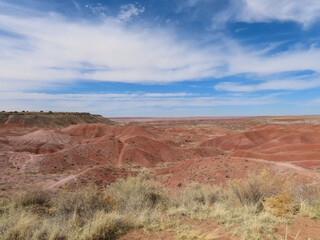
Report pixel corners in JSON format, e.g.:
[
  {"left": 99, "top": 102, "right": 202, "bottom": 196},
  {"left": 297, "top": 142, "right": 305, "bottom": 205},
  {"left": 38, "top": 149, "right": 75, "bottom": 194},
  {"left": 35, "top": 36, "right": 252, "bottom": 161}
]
[{"left": 0, "top": 112, "right": 319, "bottom": 239}]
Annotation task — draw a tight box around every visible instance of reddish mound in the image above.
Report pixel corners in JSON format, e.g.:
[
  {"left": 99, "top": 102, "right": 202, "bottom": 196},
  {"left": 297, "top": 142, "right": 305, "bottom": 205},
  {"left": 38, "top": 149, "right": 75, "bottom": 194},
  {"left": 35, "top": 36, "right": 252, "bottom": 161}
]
[
  {"left": 62, "top": 124, "right": 122, "bottom": 138},
  {"left": 198, "top": 126, "right": 320, "bottom": 168},
  {"left": 1, "top": 117, "right": 320, "bottom": 193},
  {"left": 9, "top": 129, "right": 72, "bottom": 153},
  {"left": 118, "top": 136, "right": 179, "bottom": 167},
  {"left": 156, "top": 156, "right": 269, "bottom": 187},
  {"left": 198, "top": 129, "right": 286, "bottom": 150},
  {"left": 118, "top": 125, "right": 157, "bottom": 140}
]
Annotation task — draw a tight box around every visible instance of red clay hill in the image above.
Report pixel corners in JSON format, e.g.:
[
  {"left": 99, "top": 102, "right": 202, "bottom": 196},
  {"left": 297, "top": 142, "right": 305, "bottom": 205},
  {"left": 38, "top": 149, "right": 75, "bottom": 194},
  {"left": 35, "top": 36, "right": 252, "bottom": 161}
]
[{"left": 0, "top": 113, "right": 319, "bottom": 194}]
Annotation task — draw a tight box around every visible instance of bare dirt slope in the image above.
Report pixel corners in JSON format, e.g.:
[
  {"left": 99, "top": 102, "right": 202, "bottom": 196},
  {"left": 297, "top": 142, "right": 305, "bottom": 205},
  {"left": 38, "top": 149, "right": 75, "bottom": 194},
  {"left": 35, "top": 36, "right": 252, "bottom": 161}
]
[{"left": 0, "top": 115, "right": 319, "bottom": 194}]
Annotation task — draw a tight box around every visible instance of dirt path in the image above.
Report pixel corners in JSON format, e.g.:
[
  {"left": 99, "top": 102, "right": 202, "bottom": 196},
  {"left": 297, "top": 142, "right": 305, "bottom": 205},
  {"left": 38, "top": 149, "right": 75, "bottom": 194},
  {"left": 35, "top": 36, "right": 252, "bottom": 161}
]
[{"left": 47, "top": 165, "right": 103, "bottom": 190}]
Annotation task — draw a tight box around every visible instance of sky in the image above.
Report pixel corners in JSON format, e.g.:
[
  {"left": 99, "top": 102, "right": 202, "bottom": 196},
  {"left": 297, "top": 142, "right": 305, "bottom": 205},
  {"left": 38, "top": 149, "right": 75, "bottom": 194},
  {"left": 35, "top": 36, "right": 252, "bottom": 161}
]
[{"left": 0, "top": 0, "right": 320, "bottom": 117}]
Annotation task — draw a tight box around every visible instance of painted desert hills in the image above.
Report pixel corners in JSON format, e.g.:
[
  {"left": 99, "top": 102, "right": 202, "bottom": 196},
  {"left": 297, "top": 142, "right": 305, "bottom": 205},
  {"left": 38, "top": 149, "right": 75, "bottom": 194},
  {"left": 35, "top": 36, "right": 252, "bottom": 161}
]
[
  {"left": 0, "top": 113, "right": 319, "bottom": 192},
  {"left": 0, "top": 113, "right": 319, "bottom": 239}
]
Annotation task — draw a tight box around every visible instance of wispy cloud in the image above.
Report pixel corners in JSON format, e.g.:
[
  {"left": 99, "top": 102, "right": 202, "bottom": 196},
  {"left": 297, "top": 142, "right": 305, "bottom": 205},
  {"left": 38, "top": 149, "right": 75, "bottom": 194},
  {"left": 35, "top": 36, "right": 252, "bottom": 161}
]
[
  {"left": 306, "top": 98, "right": 320, "bottom": 105},
  {"left": 118, "top": 3, "right": 145, "bottom": 22},
  {"left": 85, "top": 3, "right": 108, "bottom": 17},
  {"left": 215, "top": 72, "right": 320, "bottom": 92},
  {"left": 0, "top": 3, "right": 222, "bottom": 90},
  {"left": 0, "top": 92, "right": 276, "bottom": 116},
  {"left": 72, "top": 0, "right": 80, "bottom": 11},
  {"left": 0, "top": 1, "right": 320, "bottom": 92},
  {"left": 212, "top": 0, "right": 320, "bottom": 29},
  {"left": 215, "top": 79, "right": 320, "bottom": 92}
]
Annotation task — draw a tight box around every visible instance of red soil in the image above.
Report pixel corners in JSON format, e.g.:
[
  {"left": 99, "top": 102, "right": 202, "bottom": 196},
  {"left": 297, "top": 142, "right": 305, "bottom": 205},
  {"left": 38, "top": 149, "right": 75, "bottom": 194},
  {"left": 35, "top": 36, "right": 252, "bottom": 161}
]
[
  {"left": 275, "top": 217, "right": 320, "bottom": 239},
  {"left": 0, "top": 117, "right": 319, "bottom": 193},
  {"left": 198, "top": 124, "right": 320, "bottom": 170}
]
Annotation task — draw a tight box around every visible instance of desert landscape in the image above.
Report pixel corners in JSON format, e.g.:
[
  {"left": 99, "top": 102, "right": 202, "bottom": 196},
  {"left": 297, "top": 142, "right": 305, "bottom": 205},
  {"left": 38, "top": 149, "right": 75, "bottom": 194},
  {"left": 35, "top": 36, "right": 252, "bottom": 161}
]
[
  {"left": 2, "top": 0, "right": 320, "bottom": 239},
  {"left": 0, "top": 112, "right": 319, "bottom": 240}
]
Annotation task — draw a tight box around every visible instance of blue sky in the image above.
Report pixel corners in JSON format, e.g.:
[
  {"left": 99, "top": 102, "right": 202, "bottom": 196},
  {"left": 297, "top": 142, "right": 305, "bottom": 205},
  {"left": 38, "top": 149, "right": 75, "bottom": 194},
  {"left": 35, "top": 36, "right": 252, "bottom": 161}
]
[{"left": 0, "top": 0, "right": 320, "bottom": 117}]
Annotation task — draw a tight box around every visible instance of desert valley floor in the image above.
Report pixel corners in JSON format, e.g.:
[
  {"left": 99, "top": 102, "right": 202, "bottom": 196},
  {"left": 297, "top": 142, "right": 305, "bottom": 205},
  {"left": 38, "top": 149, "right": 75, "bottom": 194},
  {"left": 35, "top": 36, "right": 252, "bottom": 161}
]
[{"left": 0, "top": 114, "right": 320, "bottom": 239}]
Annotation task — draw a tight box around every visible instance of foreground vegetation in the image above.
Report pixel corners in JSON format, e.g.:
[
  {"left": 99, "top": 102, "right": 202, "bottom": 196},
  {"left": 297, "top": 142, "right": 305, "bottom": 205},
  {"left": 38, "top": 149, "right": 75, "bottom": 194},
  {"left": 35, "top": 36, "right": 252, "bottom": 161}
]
[{"left": 0, "top": 170, "right": 319, "bottom": 240}]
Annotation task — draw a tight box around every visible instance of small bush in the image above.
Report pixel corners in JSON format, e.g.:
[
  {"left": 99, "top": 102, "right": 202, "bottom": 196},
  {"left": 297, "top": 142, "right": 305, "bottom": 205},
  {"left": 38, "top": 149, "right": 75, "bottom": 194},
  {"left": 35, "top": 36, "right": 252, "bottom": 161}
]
[
  {"left": 298, "top": 201, "right": 320, "bottom": 219},
  {"left": 264, "top": 193, "right": 299, "bottom": 216},
  {"left": 292, "top": 183, "right": 320, "bottom": 219},
  {"left": 104, "top": 171, "right": 167, "bottom": 213},
  {"left": 293, "top": 183, "right": 320, "bottom": 204},
  {"left": 15, "top": 190, "right": 51, "bottom": 207},
  {"left": 53, "top": 186, "right": 114, "bottom": 219},
  {"left": 175, "top": 183, "right": 223, "bottom": 207},
  {"left": 3, "top": 212, "right": 39, "bottom": 240},
  {"left": 80, "top": 211, "right": 135, "bottom": 240},
  {"left": 229, "top": 169, "right": 285, "bottom": 206}
]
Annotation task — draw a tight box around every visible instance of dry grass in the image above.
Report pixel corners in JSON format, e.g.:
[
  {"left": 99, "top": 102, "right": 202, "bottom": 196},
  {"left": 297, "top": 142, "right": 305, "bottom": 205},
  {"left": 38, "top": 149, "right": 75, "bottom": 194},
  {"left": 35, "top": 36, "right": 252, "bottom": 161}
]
[
  {"left": 0, "top": 169, "right": 319, "bottom": 240},
  {"left": 79, "top": 211, "right": 136, "bottom": 240},
  {"left": 104, "top": 171, "right": 168, "bottom": 213},
  {"left": 52, "top": 185, "right": 115, "bottom": 220},
  {"left": 0, "top": 172, "right": 164, "bottom": 240},
  {"left": 264, "top": 193, "right": 299, "bottom": 216},
  {"left": 15, "top": 190, "right": 51, "bottom": 208},
  {"left": 229, "top": 169, "right": 287, "bottom": 206},
  {"left": 167, "top": 170, "right": 314, "bottom": 239}
]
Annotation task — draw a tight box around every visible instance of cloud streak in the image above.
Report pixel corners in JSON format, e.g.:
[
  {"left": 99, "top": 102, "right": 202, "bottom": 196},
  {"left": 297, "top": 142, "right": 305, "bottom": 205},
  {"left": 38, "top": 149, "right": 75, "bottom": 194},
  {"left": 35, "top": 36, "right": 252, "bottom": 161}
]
[
  {"left": 0, "top": 6, "right": 223, "bottom": 90},
  {"left": 215, "top": 73, "right": 320, "bottom": 92},
  {"left": 212, "top": 0, "right": 320, "bottom": 29},
  {"left": 118, "top": 3, "right": 145, "bottom": 22},
  {"left": 0, "top": 92, "right": 276, "bottom": 116}
]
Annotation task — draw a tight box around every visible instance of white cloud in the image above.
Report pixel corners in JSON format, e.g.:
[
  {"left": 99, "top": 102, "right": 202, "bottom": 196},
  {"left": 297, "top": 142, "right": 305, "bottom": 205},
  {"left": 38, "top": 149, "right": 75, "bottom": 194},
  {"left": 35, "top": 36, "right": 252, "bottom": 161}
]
[
  {"left": 212, "top": 0, "right": 320, "bottom": 29},
  {"left": 85, "top": 3, "right": 108, "bottom": 17},
  {"left": 118, "top": 3, "right": 145, "bottom": 22},
  {"left": 0, "top": 7, "right": 223, "bottom": 90},
  {"left": 0, "top": 1, "right": 320, "bottom": 94},
  {"left": 144, "top": 93, "right": 191, "bottom": 97},
  {"left": 0, "top": 92, "right": 276, "bottom": 116},
  {"left": 215, "top": 72, "right": 320, "bottom": 92},
  {"left": 215, "top": 79, "right": 320, "bottom": 92},
  {"left": 228, "top": 47, "right": 320, "bottom": 75}
]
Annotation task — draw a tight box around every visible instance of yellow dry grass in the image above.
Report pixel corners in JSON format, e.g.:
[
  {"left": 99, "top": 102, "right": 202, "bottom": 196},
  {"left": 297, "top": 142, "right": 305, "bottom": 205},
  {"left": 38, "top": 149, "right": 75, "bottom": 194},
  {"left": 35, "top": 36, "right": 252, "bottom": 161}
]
[{"left": 0, "top": 169, "right": 319, "bottom": 240}]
